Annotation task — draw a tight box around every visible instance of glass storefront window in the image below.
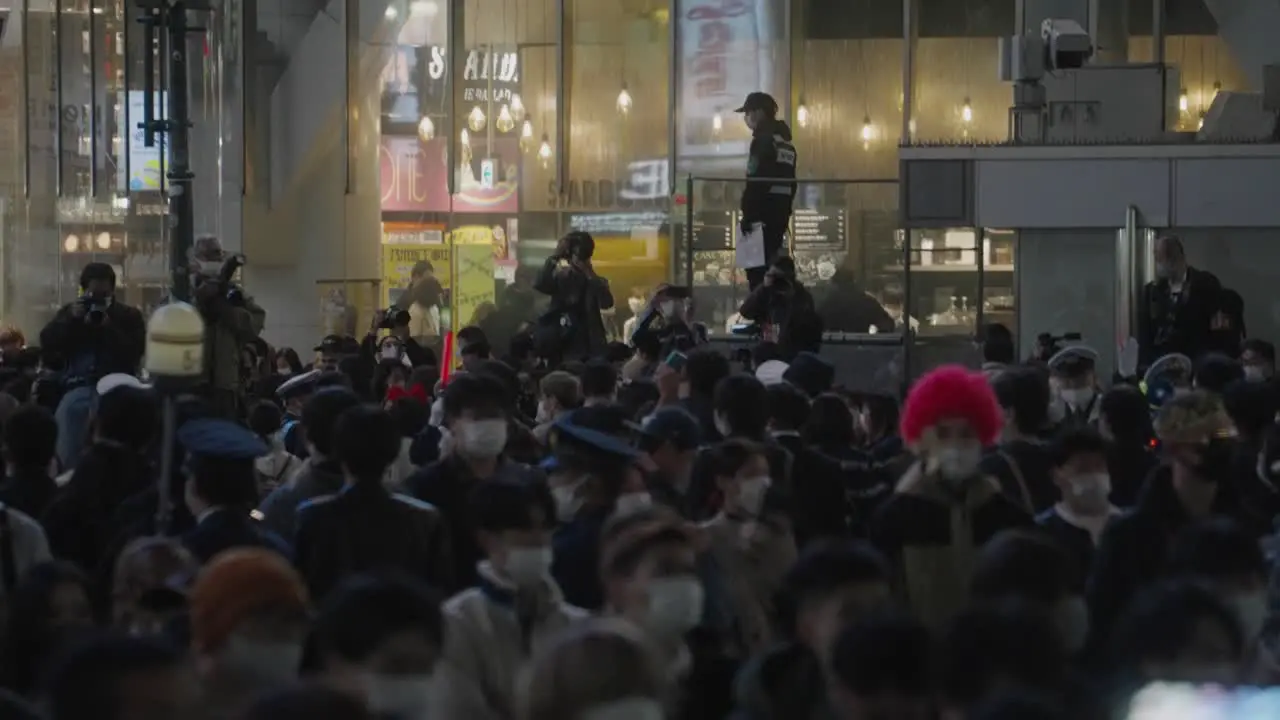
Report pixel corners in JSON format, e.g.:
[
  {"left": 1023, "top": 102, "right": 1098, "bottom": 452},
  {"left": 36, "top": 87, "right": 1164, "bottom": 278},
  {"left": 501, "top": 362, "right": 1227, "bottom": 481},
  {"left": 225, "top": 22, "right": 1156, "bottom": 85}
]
[
  {"left": 905, "top": 227, "right": 1015, "bottom": 338},
  {"left": 910, "top": 0, "right": 1012, "bottom": 144}
]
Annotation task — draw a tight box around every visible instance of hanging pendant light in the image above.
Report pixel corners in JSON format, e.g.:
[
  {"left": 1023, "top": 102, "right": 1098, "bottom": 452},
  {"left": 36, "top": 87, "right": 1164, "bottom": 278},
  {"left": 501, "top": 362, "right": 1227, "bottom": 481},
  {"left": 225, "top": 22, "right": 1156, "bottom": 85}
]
[
  {"left": 711, "top": 112, "right": 722, "bottom": 133},
  {"left": 519, "top": 119, "right": 535, "bottom": 152},
  {"left": 467, "top": 105, "right": 487, "bottom": 132},
  {"left": 961, "top": 97, "right": 973, "bottom": 124},
  {"left": 417, "top": 115, "right": 435, "bottom": 142},
  {"left": 796, "top": 97, "right": 810, "bottom": 129},
  {"left": 1179, "top": 88, "right": 1189, "bottom": 113},
  {"left": 496, "top": 104, "right": 515, "bottom": 133},
  {"left": 537, "top": 133, "right": 553, "bottom": 168},
  {"left": 460, "top": 127, "right": 470, "bottom": 146},
  {"left": 616, "top": 82, "right": 633, "bottom": 115},
  {"left": 510, "top": 93, "right": 526, "bottom": 122},
  {"left": 860, "top": 116, "right": 874, "bottom": 142}
]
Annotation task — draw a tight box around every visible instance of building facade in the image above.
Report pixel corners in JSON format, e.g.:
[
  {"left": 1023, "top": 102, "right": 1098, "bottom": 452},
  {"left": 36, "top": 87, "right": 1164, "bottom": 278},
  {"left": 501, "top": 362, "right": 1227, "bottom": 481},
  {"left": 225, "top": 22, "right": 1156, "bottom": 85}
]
[{"left": 0, "top": 0, "right": 1268, "bottom": 362}]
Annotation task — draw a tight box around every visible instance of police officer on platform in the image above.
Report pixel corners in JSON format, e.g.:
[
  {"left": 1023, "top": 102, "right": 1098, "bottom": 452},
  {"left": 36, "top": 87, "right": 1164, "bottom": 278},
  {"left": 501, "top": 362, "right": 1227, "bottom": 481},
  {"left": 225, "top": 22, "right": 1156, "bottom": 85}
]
[{"left": 734, "top": 92, "right": 798, "bottom": 290}]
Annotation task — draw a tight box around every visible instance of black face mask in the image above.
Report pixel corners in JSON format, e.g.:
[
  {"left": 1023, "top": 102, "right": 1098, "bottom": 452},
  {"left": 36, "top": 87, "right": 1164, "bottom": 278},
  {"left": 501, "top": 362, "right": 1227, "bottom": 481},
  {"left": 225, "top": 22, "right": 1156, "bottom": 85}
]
[{"left": 1193, "top": 437, "right": 1236, "bottom": 483}]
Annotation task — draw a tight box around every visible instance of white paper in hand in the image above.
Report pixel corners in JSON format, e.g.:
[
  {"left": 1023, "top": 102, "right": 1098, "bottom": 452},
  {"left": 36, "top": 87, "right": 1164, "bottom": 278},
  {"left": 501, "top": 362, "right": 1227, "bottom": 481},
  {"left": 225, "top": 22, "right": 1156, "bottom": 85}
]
[{"left": 735, "top": 222, "right": 766, "bottom": 270}]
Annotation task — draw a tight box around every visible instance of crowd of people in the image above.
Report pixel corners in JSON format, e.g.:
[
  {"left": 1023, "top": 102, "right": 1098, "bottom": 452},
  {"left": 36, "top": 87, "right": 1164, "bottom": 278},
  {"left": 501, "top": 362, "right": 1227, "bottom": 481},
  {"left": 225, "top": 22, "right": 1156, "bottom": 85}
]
[{"left": 0, "top": 90, "right": 1268, "bottom": 719}]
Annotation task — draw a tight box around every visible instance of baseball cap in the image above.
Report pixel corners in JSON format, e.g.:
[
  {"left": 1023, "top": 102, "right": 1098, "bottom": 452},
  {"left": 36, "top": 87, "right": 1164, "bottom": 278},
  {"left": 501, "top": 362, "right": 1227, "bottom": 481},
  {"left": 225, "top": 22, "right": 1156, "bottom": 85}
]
[
  {"left": 734, "top": 92, "right": 778, "bottom": 114},
  {"left": 638, "top": 406, "right": 701, "bottom": 451},
  {"left": 189, "top": 549, "right": 309, "bottom": 655},
  {"left": 314, "top": 334, "right": 344, "bottom": 353}
]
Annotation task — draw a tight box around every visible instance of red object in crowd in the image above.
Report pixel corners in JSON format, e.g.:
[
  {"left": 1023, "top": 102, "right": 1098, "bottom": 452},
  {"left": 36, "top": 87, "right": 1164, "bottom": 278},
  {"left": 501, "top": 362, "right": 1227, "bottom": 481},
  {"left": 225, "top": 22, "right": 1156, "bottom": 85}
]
[
  {"left": 441, "top": 331, "right": 454, "bottom": 385},
  {"left": 899, "top": 364, "right": 1003, "bottom": 447},
  {"left": 386, "top": 383, "right": 428, "bottom": 405}
]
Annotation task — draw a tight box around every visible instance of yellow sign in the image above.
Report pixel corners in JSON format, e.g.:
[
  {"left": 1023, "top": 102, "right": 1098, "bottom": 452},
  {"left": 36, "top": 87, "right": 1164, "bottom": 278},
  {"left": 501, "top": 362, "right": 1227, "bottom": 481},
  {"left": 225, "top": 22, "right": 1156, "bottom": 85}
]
[
  {"left": 381, "top": 244, "right": 451, "bottom": 307},
  {"left": 448, "top": 226, "right": 496, "bottom": 337}
]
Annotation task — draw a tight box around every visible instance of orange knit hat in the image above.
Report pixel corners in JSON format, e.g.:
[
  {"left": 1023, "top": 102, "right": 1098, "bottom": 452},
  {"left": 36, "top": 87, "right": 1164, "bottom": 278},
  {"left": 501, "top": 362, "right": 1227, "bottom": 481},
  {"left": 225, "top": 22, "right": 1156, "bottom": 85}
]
[{"left": 188, "top": 548, "right": 309, "bottom": 655}]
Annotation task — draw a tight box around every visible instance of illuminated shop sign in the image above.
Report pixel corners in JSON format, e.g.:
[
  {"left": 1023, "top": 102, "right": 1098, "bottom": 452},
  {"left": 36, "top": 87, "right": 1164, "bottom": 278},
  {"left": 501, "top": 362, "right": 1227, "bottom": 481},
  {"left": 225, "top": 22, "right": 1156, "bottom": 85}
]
[
  {"left": 383, "top": 45, "right": 521, "bottom": 126},
  {"left": 549, "top": 158, "right": 748, "bottom": 211},
  {"left": 379, "top": 135, "right": 519, "bottom": 214},
  {"left": 678, "top": 0, "right": 777, "bottom": 166}
]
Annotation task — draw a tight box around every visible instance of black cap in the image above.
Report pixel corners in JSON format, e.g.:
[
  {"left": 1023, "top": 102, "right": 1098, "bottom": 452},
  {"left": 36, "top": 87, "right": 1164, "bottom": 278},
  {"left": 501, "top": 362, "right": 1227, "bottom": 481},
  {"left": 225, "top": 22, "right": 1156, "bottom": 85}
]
[
  {"left": 639, "top": 407, "right": 701, "bottom": 451},
  {"left": 314, "top": 334, "right": 344, "bottom": 353},
  {"left": 734, "top": 92, "right": 778, "bottom": 114},
  {"left": 178, "top": 418, "right": 269, "bottom": 461}
]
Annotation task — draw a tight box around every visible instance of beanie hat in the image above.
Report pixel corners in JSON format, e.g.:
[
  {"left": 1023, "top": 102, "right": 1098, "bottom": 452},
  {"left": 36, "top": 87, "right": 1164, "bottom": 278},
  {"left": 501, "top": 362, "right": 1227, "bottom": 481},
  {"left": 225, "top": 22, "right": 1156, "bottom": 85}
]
[
  {"left": 189, "top": 549, "right": 309, "bottom": 655},
  {"left": 900, "top": 365, "right": 1003, "bottom": 447}
]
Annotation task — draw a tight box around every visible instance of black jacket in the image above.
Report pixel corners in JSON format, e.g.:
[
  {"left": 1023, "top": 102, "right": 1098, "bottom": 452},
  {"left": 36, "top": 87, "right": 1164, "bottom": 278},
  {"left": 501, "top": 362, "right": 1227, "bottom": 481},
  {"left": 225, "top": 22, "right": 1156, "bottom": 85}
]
[
  {"left": 739, "top": 281, "right": 821, "bottom": 359},
  {"left": 740, "top": 118, "right": 797, "bottom": 226},
  {"left": 1086, "top": 465, "right": 1246, "bottom": 648},
  {"left": 182, "top": 508, "right": 291, "bottom": 565},
  {"left": 0, "top": 468, "right": 58, "bottom": 522},
  {"left": 980, "top": 439, "right": 1058, "bottom": 514},
  {"left": 533, "top": 258, "right": 614, "bottom": 361},
  {"left": 39, "top": 300, "right": 146, "bottom": 382},
  {"left": 1137, "top": 266, "right": 1222, "bottom": 369},
  {"left": 41, "top": 443, "right": 153, "bottom": 576},
  {"left": 771, "top": 433, "right": 848, "bottom": 549},
  {"left": 293, "top": 481, "right": 452, "bottom": 600}
]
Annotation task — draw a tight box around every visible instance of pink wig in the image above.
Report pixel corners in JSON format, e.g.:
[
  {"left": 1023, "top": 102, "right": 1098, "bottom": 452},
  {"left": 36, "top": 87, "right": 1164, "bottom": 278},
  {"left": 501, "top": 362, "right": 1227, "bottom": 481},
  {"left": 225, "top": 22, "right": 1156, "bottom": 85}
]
[{"left": 900, "top": 365, "right": 1003, "bottom": 446}]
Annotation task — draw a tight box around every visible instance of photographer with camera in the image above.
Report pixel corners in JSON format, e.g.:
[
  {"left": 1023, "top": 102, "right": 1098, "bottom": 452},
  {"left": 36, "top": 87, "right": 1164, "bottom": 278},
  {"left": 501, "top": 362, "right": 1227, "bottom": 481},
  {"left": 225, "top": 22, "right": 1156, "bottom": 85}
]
[
  {"left": 737, "top": 255, "right": 822, "bottom": 359},
  {"left": 189, "top": 235, "right": 266, "bottom": 417},
  {"left": 533, "top": 231, "right": 614, "bottom": 362},
  {"left": 355, "top": 307, "right": 437, "bottom": 401}
]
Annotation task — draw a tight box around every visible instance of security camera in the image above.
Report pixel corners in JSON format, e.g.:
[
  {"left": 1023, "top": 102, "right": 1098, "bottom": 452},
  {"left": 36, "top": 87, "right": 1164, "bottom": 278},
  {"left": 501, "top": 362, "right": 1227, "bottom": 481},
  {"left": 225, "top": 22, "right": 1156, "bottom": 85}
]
[{"left": 1040, "top": 18, "right": 1093, "bottom": 70}]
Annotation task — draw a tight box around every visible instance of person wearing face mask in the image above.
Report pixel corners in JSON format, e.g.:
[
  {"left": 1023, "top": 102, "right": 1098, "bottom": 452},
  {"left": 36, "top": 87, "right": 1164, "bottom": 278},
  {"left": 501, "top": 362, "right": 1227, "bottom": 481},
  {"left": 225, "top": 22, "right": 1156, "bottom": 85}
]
[
  {"left": 1241, "top": 339, "right": 1276, "bottom": 384},
  {"left": 637, "top": 407, "right": 701, "bottom": 516},
  {"left": 438, "top": 480, "right": 588, "bottom": 720},
  {"left": 700, "top": 439, "right": 796, "bottom": 657},
  {"left": 735, "top": 541, "right": 893, "bottom": 720},
  {"left": 1138, "top": 235, "right": 1222, "bottom": 371},
  {"left": 187, "top": 235, "right": 266, "bottom": 418},
  {"left": 187, "top": 549, "right": 311, "bottom": 719},
  {"left": 600, "top": 509, "right": 737, "bottom": 719},
  {"left": 629, "top": 285, "right": 699, "bottom": 358},
  {"left": 1046, "top": 345, "right": 1102, "bottom": 430},
  {"left": 295, "top": 405, "right": 452, "bottom": 600},
  {"left": 1165, "top": 518, "right": 1269, "bottom": 668},
  {"left": 868, "top": 365, "right": 1031, "bottom": 628},
  {"left": 519, "top": 618, "right": 667, "bottom": 720},
  {"left": 532, "top": 371, "right": 581, "bottom": 447},
  {"left": 311, "top": 574, "right": 450, "bottom": 720},
  {"left": 545, "top": 405, "right": 642, "bottom": 610},
  {"left": 1086, "top": 390, "right": 1249, "bottom": 649},
  {"left": 1035, "top": 428, "right": 1121, "bottom": 581},
  {"left": 406, "top": 374, "right": 538, "bottom": 594}
]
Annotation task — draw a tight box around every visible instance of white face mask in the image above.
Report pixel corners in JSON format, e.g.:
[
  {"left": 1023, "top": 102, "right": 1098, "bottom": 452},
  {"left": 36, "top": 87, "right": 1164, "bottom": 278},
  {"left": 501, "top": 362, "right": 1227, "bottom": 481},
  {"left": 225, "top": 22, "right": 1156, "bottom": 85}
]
[
  {"left": 198, "top": 259, "right": 223, "bottom": 276},
  {"left": 457, "top": 419, "right": 507, "bottom": 458},
  {"left": 581, "top": 697, "right": 666, "bottom": 720},
  {"left": 1054, "top": 596, "right": 1090, "bottom": 653},
  {"left": 615, "top": 492, "right": 653, "bottom": 515},
  {"left": 437, "top": 426, "right": 455, "bottom": 458},
  {"left": 1231, "top": 591, "right": 1268, "bottom": 641},
  {"left": 552, "top": 482, "right": 583, "bottom": 522},
  {"left": 365, "top": 674, "right": 434, "bottom": 720},
  {"left": 645, "top": 575, "right": 704, "bottom": 637},
  {"left": 628, "top": 297, "right": 646, "bottom": 314},
  {"left": 714, "top": 413, "right": 732, "bottom": 438},
  {"left": 1245, "top": 365, "right": 1267, "bottom": 382},
  {"left": 504, "top": 546, "right": 553, "bottom": 587},
  {"left": 931, "top": 444, "right": 983, "bottom": 483},
  {"left": 221, "top": 638, "right": 303, "bottom": 685},
  {"left": 1068, "top": 472, "right": 1112, "bottom": 504},
  {"left": 1060, "top": 387, "right": 1095, "bottom": 409},
  {"left": 737, "top": 475, "right": 770, "bottom": 516}
]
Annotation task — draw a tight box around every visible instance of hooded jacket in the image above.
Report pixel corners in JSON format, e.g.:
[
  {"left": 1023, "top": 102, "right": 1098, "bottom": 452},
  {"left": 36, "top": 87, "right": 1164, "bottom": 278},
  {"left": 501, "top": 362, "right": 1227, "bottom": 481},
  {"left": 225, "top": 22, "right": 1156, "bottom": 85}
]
[{"left": 740, "top": 118, "right": 797, "bottom": 226}]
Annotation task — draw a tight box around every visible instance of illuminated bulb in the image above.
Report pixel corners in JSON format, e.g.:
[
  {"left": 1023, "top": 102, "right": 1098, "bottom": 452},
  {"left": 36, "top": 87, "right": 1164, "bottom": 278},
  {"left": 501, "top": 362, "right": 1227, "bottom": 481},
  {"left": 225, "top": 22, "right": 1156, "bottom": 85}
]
[
  {"left": 616, "top": 83, "right": 632, "bottom": 115},
  {"left": 519, "top": 119, "right": 535, "bottom": 152},
  {"left": 467, "top": 105, "right": 486, "bottom": 132},
  {"left": 385, "top": 5, "right": 398, "bottom": 19},
  {"left": 495, "top": 104, "right": 515, "bottom": 133},
  {"left": 96, "top": 232, "right": 111, "bottom": 250},
  {"left": 860, "top": 116, "right": 873, "bottom": 142},
  {"left": 417, "top": 115, "right": 435, "bottom": 142},
  {"left": 509, "top": 93, "right": 526, "bottom": 122},
  {"left": 63, "top": 235, "right": 79, "bottom": 253},
  {"left": 1198, "top": 110, "right": 1206, "bottom": 130},
  {"left": 1212, "top": 81, "right": 1222, "bottom": 99},
  {"left": 460, "top": 127, "right": 470, "bottom": 146},
  {"left": 1179, "top": 88, "right": 1189, "bottom": 113},
  {"left": 796, "top": 98, "right": 810, "bottom": 129},
  {"left": 711, "top": 112, "right": 722, "bottom": 132},
  {"left": 537, "top": 133, "right": 553, "bottom": 167},
  {"left": 961, "top": 98, "right": 973, "bottom": 123}
]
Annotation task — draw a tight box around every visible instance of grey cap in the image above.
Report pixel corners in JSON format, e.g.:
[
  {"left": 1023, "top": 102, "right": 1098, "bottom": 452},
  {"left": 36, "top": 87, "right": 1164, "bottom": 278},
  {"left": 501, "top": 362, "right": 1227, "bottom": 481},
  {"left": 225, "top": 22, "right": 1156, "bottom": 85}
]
[{"left": 1047, "top": 345, "right": 1099, "bottom": 376}]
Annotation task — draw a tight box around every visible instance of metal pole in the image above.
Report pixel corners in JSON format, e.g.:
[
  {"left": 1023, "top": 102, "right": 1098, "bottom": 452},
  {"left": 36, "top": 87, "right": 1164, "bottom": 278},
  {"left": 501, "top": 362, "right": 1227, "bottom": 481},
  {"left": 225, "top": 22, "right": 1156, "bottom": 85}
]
[
  {"left": 667, "top": 0, "right": 677, "bottom": 193},
  {"left": 900, "top": 0, "right": 913, "bottom": 143},
  {"left": 447, "top": 0, "right": 460, "bottom": 196},
  {"left": 343, "top": 0, "right": 357, "bottom": 193},
  {"left": 683, "top": 174, "right": 693, "bottom": 287},
  {"left": 155, "top": 395, "right": 176, "bottom": 535},
  {"left": 123, "top": 0, "right": 132, "bottom": 195},
  {"left": 165, "top": 1, "right": 196, "bottom": 303},
  {"left": 55, "top": 0, "right": 64, "bottom": 197},
  {"left": 89, "top": 0, "right": 99, "bottom": 198},
  {"left": 21, "top": 0, "right": 30, "bottom": 198},
  {"left": 554, "top": 0, "right": 567, "bottom": 190}
]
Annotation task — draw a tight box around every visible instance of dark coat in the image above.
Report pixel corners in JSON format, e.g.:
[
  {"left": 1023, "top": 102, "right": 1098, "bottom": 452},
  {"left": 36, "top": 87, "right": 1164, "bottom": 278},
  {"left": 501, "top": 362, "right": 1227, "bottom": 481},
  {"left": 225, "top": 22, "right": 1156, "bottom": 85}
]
[
  {"left": 533, "top": 257, "right": 614, "bottom": 361},
  {"left": 1137, "top": 265, "right": 1222, "bottom": 369},
  {"left": 39, "top": 300, "right": 146, "bottom": 381},
  {"left": 293, "top": 481, "right": 452, "bottom": 600},
  {"left": 182, "top": 508, "right": 291, "bottom": 565}
]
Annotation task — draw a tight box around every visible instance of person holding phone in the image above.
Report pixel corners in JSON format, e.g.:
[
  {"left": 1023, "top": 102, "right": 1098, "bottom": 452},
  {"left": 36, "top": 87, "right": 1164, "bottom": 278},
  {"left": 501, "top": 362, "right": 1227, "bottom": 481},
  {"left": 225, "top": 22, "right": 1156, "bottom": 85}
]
[
  {"left": 629, "top": 283, "right": 700, "bottom": 357},
  {"left": 534, "top": 231, "right": 614, "bottom": 362}
]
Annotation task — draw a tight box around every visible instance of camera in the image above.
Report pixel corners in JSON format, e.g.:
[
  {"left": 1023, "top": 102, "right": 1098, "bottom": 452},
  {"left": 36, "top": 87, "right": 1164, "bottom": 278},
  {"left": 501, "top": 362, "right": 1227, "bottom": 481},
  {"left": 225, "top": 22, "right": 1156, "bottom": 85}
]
[
  {"left": 378, "top": 305, "right": 411, "bottom": 330},
  {"left": 1040, "top": 18, "right": 1093, "bottom": 70},
  {"left": 81, "top": 294, "right": 110, "bottom": 325}
]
